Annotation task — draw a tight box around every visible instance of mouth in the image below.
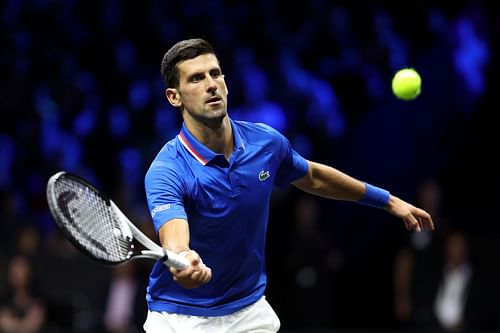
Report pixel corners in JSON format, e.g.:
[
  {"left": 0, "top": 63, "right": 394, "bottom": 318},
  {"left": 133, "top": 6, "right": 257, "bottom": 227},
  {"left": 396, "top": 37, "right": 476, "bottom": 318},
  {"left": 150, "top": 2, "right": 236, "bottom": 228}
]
[{"left": 206, "top": 96, "right": 222, "bottom": 105}]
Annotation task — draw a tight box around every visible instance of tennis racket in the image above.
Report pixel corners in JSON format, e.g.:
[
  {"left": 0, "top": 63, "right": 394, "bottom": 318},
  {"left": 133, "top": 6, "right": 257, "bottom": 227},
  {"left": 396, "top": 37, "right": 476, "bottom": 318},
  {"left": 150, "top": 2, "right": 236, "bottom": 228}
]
[{"left": 46, "top": 171, "right": 189, "bottom": 269}]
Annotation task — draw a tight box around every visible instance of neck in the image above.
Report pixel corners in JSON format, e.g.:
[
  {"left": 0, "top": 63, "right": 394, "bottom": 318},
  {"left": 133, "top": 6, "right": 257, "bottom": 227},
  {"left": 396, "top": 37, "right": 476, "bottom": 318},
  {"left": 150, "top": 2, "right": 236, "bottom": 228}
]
[{"left": 184, "top": 115, "right": 233, "bottom": 159}]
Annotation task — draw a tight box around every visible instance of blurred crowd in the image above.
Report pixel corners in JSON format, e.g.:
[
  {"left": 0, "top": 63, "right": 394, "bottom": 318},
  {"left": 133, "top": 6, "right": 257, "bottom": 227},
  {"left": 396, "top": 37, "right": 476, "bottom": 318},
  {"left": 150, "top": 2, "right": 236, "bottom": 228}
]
[{"left": 1, "top": 0, "right": 499, "bottom": 332}]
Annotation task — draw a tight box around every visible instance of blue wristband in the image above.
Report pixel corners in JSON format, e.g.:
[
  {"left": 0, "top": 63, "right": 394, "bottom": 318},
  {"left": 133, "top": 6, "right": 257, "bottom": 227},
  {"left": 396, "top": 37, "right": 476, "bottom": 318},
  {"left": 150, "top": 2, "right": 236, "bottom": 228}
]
[{"left": 358, "top": 183, "right": 390, "bottom": 209}]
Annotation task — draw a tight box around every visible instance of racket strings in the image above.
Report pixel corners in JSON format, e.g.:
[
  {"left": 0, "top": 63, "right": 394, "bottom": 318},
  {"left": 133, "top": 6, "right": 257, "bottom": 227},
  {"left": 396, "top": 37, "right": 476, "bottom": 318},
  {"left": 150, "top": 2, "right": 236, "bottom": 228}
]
[{"left": 51, "top": 177, "right": 132, "bottom": 263}]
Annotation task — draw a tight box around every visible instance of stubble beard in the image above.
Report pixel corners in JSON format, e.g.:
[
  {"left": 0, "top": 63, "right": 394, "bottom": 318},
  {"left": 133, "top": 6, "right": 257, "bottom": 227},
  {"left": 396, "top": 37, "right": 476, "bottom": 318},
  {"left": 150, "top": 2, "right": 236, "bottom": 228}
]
[
  {"left": 187, "top": 104, "right": 228, "bottom": 130},
  {"left": 201, "top": 103, "right": 228, "bottom": 128}
]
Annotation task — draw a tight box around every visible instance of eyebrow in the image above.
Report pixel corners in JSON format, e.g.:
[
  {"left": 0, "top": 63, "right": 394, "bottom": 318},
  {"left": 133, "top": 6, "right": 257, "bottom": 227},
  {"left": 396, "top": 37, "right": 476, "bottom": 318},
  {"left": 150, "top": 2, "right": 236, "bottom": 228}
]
[{"left": 186, "top": 67, "right": 222, "bottom": 80}]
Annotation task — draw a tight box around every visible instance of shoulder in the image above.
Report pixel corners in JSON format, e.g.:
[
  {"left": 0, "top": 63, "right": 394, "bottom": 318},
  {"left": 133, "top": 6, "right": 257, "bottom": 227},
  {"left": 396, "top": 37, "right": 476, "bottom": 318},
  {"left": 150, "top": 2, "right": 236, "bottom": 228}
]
[
  {"left": 233, "top": 120, "right": 279, "bottom": 134},
  {"left": 145, "top": 137, "right": 186, "bottom": 182},
  {"left": 233, "top": 120, "right": 286, "bottom": 143}
]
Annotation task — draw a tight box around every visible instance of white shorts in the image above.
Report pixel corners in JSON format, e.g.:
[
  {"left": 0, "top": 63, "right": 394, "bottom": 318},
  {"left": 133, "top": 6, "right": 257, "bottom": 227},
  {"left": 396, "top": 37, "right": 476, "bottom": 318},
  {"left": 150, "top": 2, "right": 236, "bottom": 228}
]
[{"left": 143, "top": 296, "right": 281, "bottom": 333}]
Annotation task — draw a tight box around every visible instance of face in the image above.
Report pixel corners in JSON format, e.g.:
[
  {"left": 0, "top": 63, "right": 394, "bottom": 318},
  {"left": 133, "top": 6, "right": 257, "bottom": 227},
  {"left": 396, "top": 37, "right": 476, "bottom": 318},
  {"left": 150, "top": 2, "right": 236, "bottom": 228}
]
[
  {"left": 445, "top": 232, "right": 468, "bottom": 267},
  {"left": 8, "top": 256, "right": 31, "bottom": 289},
  {"left": 166, "top": 53, "right": 228, "bottom": 127}
]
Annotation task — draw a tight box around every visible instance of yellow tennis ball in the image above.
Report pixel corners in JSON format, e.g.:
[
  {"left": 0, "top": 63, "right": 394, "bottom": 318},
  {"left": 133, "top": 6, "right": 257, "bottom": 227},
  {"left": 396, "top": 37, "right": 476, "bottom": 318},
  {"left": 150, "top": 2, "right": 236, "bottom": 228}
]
[{"left": 391, "top": 68, "right": 421, "bottom": 100}]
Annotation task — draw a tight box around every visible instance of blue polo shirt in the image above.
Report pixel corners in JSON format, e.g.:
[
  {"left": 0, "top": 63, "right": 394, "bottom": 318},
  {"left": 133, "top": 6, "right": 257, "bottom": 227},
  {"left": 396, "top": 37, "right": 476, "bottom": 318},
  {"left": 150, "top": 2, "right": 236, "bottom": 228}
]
[{"left": 144, "top": 119, "right": 308, "bottom": 316}]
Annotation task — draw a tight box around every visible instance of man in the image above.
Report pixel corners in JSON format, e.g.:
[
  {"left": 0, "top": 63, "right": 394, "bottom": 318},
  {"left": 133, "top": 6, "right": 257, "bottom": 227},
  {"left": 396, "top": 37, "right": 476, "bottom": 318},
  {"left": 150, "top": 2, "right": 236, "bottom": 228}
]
[{"left": 143, "top": 38, "right": 434, "bottom": 333}]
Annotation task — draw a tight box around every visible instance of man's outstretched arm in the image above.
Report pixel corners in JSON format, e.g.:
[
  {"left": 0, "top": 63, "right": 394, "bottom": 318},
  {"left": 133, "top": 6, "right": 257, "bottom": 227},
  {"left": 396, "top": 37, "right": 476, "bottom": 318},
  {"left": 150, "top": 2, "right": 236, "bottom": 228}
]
[{"left": 292, "top": 161, "right": 434, "bottom": 232}]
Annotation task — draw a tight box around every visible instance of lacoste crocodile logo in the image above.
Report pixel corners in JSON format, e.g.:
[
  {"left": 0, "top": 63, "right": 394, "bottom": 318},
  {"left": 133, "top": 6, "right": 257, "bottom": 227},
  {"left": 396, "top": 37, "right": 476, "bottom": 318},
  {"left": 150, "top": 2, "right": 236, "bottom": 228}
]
[{"left": 259, "top": 170, "right": 270, "bottom": 181}]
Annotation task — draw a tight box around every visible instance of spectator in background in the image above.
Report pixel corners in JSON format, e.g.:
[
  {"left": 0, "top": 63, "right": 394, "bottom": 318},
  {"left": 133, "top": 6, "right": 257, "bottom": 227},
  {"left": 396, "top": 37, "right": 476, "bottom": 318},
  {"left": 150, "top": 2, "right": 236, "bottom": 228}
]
[
  {"left": 433, "top": 230, "right": 499, "bottom": 332},
  {"left": 104, "top": 263, "right": 140, "bottom": 333},
  {"left": 393, "top": 178, "right": 449, "bottom": 328},
  {"left": 14, "top": 225, "right": 41, "bottom": 259},
  {"left": 0, "top": 255, "right": 46, "bottom": 333},
  {"left": 433, "top": 231, "right": 472, "bottom": 332}
]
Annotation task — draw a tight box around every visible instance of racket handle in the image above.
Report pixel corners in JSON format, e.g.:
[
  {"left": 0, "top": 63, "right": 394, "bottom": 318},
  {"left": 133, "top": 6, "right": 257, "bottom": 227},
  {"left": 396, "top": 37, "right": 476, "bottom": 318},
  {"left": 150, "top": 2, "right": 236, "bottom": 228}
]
[{"left": 163, "top": 249, "right": 190, "bottom": 270}]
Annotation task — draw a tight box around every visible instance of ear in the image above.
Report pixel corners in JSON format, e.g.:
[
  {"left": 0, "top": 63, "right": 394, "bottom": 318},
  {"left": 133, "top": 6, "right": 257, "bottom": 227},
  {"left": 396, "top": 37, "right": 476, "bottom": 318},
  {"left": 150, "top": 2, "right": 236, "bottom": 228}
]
[
  {"left": 222, "top": 75, "right": 229, "bottom": 96},
  {"left": 165, "top": 88, "right": 182, "bottom": 108}
]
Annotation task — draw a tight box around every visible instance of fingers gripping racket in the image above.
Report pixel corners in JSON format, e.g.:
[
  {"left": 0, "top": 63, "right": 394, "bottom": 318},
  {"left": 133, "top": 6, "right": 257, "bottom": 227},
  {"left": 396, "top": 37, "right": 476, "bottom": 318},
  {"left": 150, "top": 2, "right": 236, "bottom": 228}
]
[{"left": 46, "top": 171, "right": 189, "bottom": 269}]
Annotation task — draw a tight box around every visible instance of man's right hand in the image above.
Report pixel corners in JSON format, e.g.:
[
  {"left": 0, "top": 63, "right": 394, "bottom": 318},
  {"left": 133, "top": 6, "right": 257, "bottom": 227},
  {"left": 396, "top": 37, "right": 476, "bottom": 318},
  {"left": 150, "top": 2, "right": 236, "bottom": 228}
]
[{"left": 169, "top": 250, "right": 212, "bottom": 289}]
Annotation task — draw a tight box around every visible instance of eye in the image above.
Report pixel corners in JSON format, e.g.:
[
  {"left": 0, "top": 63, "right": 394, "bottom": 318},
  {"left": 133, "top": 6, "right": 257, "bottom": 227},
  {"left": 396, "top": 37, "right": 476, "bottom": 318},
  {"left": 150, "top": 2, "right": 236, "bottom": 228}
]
[
  {"left": 191, "top": 74, "right": 204, "bottom": 83},
  {"left": 210, "top": 69, "right": 222, "bottom": 79}
]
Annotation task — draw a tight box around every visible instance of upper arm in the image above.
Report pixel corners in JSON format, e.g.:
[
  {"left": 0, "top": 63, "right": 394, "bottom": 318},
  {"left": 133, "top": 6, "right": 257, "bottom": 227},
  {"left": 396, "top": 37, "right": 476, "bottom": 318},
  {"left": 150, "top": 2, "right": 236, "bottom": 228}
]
[
  {"left": 270, "top": 127, "right": 309, "bottom": 187},
  {"left": 145, "top": 163, "right": 188, "bottom": 233},
  {"left": 292, "top": 161, "right": 365, "bottom": 201},
  {"left": 292, "top": 160, "right": 314, "bottom": 190}
]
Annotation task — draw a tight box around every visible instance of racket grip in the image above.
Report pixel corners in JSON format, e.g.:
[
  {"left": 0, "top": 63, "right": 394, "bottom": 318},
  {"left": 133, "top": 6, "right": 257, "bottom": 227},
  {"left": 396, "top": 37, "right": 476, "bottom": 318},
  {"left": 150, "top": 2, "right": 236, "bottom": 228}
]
[{"left": 163, "top": 249, "right": 190, "bottom": 270}]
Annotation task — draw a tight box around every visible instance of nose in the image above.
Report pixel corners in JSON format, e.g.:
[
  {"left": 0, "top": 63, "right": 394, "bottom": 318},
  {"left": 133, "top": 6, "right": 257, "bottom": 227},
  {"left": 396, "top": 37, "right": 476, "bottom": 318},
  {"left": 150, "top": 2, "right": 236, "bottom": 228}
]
[{"left": 206, "top": 76, "right": 217, "bottom": 92}]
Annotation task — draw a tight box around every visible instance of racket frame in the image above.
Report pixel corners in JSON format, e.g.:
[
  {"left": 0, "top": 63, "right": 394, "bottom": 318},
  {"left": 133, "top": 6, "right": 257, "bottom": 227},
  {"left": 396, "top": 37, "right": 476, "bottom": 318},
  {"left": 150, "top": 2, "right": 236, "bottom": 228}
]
[{"left": 47, "top": 171, "right": 189, "bottom": 270}]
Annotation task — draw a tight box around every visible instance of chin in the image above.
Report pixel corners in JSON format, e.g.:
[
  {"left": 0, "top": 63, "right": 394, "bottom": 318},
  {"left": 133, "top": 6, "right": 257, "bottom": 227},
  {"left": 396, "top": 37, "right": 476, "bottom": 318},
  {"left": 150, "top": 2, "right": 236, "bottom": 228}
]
[
  {"left": 198, "top": 110, "right": 226, "bottom": 127},
  {"left": 209, "top": 108, "right": 227, "bottom": 119}
]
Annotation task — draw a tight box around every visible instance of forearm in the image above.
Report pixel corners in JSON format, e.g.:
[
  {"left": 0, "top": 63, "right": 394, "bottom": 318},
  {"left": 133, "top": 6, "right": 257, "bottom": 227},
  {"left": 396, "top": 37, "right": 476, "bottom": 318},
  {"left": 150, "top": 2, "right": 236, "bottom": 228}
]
[
  {"left": 159, "top": 218, "right": 212, "bottom": 288},
  {"left": 293, "top": 161, "right": 366, "bottom": 201},
  {"left": 158, "top": 218, "right": 191, "bottom": 253},
  {"left": 293, "top": 161, "right": 434, "bottom": 232}
]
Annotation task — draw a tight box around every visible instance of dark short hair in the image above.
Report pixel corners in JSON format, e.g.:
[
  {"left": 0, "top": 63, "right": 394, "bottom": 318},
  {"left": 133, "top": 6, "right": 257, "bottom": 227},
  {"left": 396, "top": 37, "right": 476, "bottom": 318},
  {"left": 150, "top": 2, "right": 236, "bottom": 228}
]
[{"left": 160, "top": 38, "right": 216, "bottom": 88}]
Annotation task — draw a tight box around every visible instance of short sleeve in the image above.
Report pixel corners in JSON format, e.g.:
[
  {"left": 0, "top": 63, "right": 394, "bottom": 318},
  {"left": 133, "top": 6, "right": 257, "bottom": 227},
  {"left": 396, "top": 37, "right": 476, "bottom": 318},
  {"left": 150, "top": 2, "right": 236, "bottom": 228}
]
[
  {"left": 272, "top": 130, "right": 309, "bottom": 187},
  {"left": 145, "top": 161, "right": 188, "bottom": 233}
]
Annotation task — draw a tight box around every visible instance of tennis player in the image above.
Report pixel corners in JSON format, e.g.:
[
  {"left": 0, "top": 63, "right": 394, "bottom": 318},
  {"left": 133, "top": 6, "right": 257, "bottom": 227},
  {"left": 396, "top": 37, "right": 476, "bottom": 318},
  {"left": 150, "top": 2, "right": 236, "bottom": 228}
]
[{"left": 143, "top": 38, "right": 434, "bottom": 333}]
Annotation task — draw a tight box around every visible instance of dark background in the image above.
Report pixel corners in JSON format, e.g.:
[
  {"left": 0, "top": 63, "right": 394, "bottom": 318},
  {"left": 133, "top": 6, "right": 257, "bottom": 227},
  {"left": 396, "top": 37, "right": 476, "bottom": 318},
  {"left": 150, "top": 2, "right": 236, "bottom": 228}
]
[{"left": 1, "top": 0, "right": 499, "bottom": 332}]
